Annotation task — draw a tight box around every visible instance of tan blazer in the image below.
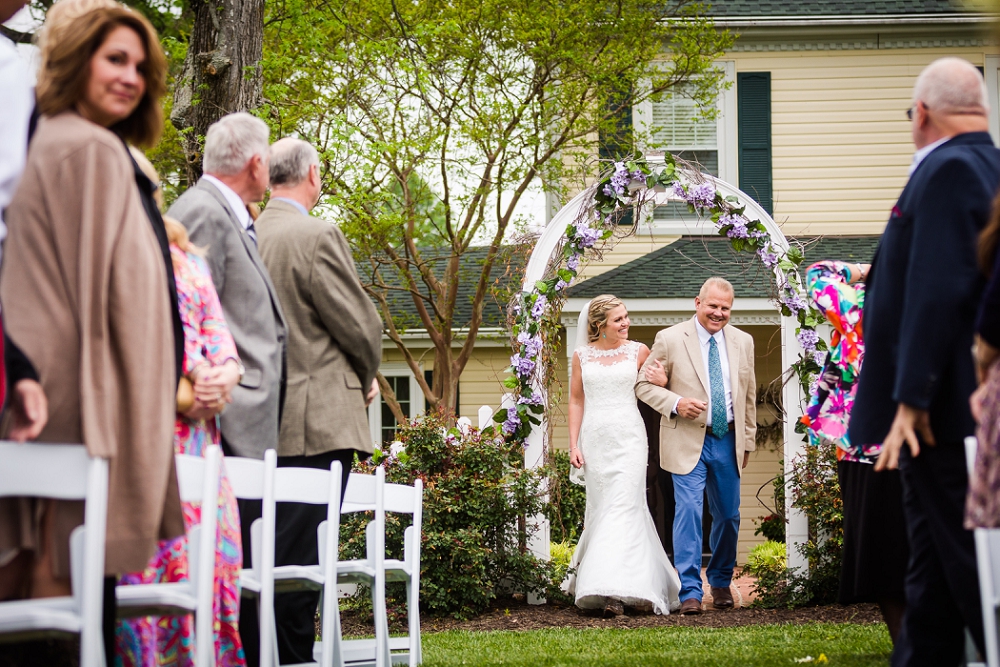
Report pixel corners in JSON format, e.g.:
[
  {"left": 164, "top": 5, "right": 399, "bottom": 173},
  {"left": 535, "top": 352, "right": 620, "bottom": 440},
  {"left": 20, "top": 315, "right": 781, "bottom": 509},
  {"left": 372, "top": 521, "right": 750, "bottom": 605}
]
[
  {"left": 256, "top": 200, "right": 383, "bottom": 457},
  {"left": 635, "top": 317, "right": 756, "bottom": 477}
]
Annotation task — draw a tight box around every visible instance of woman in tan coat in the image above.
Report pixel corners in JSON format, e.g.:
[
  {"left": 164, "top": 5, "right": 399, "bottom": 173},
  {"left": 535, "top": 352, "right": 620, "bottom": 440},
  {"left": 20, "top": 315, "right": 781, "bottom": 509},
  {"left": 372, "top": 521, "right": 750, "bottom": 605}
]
[{"left": 0, "top": 4, "right": 183, "bottom": 612}]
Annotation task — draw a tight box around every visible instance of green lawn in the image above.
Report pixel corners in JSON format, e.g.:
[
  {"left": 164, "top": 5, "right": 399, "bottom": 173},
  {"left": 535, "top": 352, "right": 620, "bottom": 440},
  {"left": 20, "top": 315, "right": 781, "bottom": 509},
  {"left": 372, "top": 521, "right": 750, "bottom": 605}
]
[{"left": 421, "top": 623, "right": 891, "bottom": 667}]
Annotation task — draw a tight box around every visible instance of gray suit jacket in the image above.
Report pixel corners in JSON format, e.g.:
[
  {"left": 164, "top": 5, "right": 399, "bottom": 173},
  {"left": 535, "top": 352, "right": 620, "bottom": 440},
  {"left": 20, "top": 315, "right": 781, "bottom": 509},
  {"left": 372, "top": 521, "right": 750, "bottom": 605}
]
[
  {"left": 167, "top": 179, "right": 287, "bottom": 459},
  {"left": 256, "top": 199, "right": 382, "bottom": 457}
]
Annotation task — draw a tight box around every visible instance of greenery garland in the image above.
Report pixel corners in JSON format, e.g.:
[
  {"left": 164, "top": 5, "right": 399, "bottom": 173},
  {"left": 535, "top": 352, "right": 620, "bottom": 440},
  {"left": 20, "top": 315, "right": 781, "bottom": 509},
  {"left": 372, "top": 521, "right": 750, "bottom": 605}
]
[{"left": 495, "top": 154, "right": 828, "bottom": 445}]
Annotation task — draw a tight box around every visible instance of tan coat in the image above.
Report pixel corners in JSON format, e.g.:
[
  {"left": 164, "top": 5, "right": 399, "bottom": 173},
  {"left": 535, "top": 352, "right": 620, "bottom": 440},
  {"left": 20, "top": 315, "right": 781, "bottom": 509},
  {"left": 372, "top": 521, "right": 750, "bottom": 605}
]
[
  {"left": 256, "top": 200, "right": 382, "bottom": 457},
  {"left": 0, "top": 112, "right": 183, "bottom": 576},
  {"left": 635, "top": 317, "right": 757, "bottom": 477}
]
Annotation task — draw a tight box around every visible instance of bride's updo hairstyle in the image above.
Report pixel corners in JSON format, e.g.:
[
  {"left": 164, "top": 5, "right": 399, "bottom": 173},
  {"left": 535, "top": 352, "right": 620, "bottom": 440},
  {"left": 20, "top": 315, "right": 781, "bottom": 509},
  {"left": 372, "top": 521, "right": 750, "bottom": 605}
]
[{"left": 586, "top": 295, "right": 625, "bottom": 342}]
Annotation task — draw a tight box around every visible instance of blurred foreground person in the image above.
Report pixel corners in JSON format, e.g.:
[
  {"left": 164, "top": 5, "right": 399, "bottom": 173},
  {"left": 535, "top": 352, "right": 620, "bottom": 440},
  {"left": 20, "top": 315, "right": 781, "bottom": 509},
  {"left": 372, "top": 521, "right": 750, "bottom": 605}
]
[
  {"left": 801, "top": 260, "right": 907, "bottom": 642},
  {"left": 0, "top": 5, "right": 183, "bottom": 665},
  {"left": 852, "top": 57, "right": 1000, "bottom": 666}
]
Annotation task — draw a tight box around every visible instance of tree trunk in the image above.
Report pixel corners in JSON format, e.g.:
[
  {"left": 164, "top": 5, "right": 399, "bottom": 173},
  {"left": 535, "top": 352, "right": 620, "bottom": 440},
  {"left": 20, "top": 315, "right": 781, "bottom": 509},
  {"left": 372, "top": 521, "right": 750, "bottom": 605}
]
[{"left": 170, "top": 0, "right": 265, "bottom": 182}]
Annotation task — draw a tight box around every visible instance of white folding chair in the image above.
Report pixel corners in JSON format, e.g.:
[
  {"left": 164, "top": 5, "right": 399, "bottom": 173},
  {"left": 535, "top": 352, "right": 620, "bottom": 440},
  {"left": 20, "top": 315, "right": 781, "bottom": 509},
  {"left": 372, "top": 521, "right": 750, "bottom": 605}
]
[
  {"left": 382, "top": 479, "right": 423, "bottom": 667},
  {"left": 116, "top": 445, "right": 222, "bottom": 667},
  {"left": 966, "top": 436, "right": 1000, "bottom": 667},
  {"left": 239, "top": 456, "right": 344, "bottom": 667},
  {"left": 225, "top": 449, "right": 278, "bottom": 667},
  {"left": 0, "top": 442, "right": 109, "bottom": 667},
  {"left": 318, "top": 467, "right": 389, "bottom": 667}
]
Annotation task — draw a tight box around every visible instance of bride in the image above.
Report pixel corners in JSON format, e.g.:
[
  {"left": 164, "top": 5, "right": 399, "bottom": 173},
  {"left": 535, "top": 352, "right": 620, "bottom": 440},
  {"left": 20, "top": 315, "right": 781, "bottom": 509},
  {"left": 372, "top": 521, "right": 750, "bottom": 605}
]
[{"left": 563, "top": 294, "right": 681, "bottom": 616}]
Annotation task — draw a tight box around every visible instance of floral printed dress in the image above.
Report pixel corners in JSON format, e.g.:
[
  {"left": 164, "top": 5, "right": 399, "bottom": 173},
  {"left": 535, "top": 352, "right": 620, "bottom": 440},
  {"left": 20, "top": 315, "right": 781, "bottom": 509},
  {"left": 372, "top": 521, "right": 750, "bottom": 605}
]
[
  {"left": 799, "top": 260, "right": 878, "bottom": 463},
  {"left": 116, "top": 245, "right": 246, "bottom": 667}
]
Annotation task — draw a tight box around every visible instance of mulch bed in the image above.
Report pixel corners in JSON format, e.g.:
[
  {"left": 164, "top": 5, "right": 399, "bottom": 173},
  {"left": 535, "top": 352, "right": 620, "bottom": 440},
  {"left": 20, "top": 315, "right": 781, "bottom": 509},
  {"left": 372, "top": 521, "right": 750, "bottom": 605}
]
[{"left": 341, "top": 599, "right": 884, "bottom": 636}]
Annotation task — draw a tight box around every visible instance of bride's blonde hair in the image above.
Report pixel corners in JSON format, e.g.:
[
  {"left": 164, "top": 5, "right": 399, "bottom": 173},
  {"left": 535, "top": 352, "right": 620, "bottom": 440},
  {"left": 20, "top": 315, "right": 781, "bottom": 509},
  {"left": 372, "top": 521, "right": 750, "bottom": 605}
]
[{"left": 586, "top": 295, "right": 625, "bottom": 342}]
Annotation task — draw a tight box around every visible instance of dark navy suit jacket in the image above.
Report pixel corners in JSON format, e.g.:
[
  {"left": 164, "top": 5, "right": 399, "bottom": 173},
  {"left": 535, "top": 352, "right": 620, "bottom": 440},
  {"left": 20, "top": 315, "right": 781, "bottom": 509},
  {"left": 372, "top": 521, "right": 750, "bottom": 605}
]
[{"left": 849, "top": 132, "right": 1000, "bottom": 448}]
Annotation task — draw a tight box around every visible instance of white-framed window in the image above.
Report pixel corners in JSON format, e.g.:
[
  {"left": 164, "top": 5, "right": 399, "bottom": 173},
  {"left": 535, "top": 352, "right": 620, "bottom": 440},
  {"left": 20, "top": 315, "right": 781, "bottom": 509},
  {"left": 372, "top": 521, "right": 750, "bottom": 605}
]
[
  {"left": 633, "top": 61, "right": 737, "bottom": 234},
  {"left": 368, "top": 363, "right": 423, "bottom": 445}
]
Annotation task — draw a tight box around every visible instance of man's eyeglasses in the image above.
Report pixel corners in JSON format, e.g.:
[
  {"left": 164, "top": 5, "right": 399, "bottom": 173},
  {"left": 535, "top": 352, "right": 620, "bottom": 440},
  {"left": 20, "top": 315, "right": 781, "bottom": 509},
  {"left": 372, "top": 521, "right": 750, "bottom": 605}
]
[{"left": 906, "top": 104, "right": 919, "bottom": 121}]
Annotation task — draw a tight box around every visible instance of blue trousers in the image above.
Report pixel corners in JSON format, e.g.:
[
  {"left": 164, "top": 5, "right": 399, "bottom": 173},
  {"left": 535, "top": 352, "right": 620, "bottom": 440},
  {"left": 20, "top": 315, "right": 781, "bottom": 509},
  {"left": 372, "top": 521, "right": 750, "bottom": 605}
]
[{"left": 672, "top": 429, "right": 741, "bottom": 602}]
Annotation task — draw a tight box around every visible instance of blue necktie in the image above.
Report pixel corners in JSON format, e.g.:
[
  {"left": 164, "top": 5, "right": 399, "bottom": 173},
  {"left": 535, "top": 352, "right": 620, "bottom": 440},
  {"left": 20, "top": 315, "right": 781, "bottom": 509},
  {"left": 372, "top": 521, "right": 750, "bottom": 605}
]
[{"left": 708, "top": 336, "right": 727, "bottom": 438}]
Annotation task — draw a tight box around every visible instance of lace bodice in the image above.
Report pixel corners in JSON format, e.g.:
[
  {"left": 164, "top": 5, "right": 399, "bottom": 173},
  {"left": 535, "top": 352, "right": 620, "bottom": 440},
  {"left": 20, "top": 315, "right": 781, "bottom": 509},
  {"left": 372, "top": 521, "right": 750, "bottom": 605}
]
[{"left": 577, "top": 341, "right": 642, "bottom": 410}]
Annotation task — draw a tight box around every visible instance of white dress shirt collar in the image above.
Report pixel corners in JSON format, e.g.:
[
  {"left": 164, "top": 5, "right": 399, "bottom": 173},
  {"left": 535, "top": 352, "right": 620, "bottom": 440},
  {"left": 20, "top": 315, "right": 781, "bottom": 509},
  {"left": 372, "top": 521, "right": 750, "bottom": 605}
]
[
  {"left": 908, "top": 137, "right": 950, "bottom": 176},
  {"left": 694, "top": 317, "right": 726, "bottom": 349},
  {"left": 270, "top": 196, "right": 310, "bottom": 217},
  {"left": 202, "top": 174, "right": 251, "bottom": 230}
]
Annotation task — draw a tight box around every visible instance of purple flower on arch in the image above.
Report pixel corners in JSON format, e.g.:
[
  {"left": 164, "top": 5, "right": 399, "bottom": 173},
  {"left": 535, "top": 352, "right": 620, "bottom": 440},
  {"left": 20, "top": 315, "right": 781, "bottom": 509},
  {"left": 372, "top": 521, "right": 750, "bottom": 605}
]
[
  {"left": 797, "top": 329, "right": 820, "bottom": 352},
  {"left": 531, "top": 294, "right": 548, "bottom": 318},
  {"left": 517, "top": 331, "right": 543, "bottom": 357},
  {"left": 511, "top": 353, "right": 536, "bottom": 378},
  {"left": 501, "top": 412, "right": 521, "bottom": 435},
  {"left": 758, "top": 247, "right": 780, "bottom": 270},
  {"left": 567, "top": 254, "right": 581, "bottom": 272},
  {"left": 783, "top": 291, "right": 807, "bottom": 315}
]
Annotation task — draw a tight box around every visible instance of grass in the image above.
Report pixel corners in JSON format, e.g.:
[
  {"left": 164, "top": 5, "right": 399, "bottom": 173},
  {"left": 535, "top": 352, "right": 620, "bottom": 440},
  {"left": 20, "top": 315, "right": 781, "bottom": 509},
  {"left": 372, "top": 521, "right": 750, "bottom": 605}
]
[{"left": 421, "top": 622, "right": 891, "bottom": 667}]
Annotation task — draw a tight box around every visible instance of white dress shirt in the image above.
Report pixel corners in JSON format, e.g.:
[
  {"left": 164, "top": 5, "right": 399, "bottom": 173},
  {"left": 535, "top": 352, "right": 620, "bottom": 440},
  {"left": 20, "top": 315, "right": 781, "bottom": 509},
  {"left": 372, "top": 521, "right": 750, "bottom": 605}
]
[
  {"left": 908, "top": 136, "right": 949, "bottom": 176},
  {"left": 202, "top": 174, "right": 251, "bottom": 230},
  {"left": 672, "top": 319, "right": 734, "bottom": 427},
  {"left": 0, "top": 36, "right": 33, "bottom": 265}
]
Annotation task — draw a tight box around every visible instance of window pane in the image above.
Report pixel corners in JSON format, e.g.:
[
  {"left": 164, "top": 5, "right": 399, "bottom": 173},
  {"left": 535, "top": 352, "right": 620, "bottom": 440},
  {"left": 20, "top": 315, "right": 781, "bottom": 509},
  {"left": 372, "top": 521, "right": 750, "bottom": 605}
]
[
  {"left": 650, "top": 87, "right": 717, "bottom": 151},
  {"left": 380, "top": 375, "right": 412, "bottom": 442}
]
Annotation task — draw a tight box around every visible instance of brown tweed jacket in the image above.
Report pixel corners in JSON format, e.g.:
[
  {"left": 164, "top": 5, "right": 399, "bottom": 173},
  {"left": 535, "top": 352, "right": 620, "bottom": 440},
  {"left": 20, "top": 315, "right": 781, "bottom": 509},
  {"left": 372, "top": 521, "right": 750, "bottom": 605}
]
[{"left": 257, "top": 199, "right": 383, "bottom": 457}]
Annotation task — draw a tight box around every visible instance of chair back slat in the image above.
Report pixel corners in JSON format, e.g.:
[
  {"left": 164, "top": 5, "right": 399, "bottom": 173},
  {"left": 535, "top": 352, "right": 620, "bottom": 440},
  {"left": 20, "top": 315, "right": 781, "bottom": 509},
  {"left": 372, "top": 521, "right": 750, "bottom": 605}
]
[
  {"left": 0, "top": 442, "right": 91, "bottom": 499},
  {"left": 175, "top": 454, "right": 209, "bottom": 502},
  {"left": 273, "top": 467, "right": 333, "bottom": 504},
  {"left": 226, "top": 455, "right": 269, "bottom": 500},
  {"left": 384, "top": 482, "right": 418, "bottom": 514},
  {"left": 343, "top": 472, "right": 378, "bottom": 511}
]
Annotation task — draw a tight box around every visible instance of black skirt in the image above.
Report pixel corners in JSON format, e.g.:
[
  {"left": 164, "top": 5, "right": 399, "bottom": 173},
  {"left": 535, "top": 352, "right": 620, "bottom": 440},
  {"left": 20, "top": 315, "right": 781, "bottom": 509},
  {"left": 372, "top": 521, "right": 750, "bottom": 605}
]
[{"left": 837, "top": 459, "right": 909, "bottom": 604}]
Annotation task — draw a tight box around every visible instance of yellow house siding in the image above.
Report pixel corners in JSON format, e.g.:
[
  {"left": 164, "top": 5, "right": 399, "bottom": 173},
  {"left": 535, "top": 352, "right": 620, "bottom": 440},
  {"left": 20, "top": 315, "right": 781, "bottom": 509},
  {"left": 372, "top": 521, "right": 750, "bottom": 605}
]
[{"left": 729, "top": 48, "right": 997, "bottom": 236}]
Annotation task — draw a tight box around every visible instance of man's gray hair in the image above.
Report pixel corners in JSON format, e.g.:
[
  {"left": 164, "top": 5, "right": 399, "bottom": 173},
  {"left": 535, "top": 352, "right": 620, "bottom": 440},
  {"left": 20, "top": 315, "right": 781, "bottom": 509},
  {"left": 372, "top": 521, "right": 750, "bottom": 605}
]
[
  {"left": 913, "top": 57, "right": 990, "bottom": 114},
  {"left": 203, "top": 112, "right": 270, "bottom": 176},
  {"left": 698, "top": 276, "right": 734, "bottom": 300},
  {"left": 268, "top": 138, "right": 320, "bottom": 187}
]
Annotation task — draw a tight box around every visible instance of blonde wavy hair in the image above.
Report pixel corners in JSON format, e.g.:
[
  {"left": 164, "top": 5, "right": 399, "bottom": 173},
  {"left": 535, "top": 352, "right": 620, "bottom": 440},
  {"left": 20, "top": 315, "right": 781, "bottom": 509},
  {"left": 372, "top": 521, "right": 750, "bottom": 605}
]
[{"left": 586, "top": 294, "right": 626, "bottom": 342}]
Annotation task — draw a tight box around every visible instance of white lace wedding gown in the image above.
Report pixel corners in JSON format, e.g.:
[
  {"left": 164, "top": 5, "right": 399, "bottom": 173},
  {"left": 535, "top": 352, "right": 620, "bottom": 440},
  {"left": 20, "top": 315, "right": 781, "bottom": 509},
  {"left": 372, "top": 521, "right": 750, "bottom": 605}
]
[{"left": 562, "top": 340, "right": 681, "bottom": 614}]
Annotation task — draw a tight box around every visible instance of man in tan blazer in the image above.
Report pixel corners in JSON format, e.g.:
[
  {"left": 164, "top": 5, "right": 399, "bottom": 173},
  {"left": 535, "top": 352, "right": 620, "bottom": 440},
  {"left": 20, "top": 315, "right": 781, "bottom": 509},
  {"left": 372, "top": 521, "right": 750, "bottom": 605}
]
[
  {"left": 256, "top": 137, "right": 382, "bottom": 665},
  {"left": 636, "top": 277, "right": 756, "bottom": 615}
]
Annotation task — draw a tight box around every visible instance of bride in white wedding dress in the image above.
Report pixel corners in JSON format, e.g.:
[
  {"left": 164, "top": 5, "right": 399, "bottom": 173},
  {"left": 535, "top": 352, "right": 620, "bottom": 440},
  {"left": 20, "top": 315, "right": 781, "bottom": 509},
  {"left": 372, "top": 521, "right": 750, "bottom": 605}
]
[{"left": 563, "top": 295, "right": 681, "bottom": 616}]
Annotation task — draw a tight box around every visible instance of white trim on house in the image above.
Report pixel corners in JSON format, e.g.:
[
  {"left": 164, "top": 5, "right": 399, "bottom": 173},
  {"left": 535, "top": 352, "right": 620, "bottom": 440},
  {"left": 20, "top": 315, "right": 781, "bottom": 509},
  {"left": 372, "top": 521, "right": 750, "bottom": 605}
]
[
  {"left": 368, "top": 362, "right": 424, "bottom": 445},
  {"left": 381, "top": 328, "right": 509, "bottom": 347},
  {"left": 715, "top": 13, "right": 994, "bottom": 28}
]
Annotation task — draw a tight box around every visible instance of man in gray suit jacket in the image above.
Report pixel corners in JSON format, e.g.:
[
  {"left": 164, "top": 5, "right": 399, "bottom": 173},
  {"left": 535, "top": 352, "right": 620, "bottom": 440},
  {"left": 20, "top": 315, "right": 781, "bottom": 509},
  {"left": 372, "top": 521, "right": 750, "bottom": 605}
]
[
  {"left": 166, "top": 112, "right": 287, "bottom": 667},
  {"left": 256, "top": 137, "right": 382, "bottom": 664},
  {"left": 167, "top": 112, "right": 287, "bottom": 459}
]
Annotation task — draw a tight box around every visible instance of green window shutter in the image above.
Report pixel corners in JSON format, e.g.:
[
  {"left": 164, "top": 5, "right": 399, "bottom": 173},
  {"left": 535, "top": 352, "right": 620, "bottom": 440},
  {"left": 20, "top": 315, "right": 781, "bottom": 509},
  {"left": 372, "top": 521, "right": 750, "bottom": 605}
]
[
  {"left": 599, "top": 88, "right": 634, "bottom": 224},
  {"left": 737, "top": 72, "right": 772, "bottom": 215}
]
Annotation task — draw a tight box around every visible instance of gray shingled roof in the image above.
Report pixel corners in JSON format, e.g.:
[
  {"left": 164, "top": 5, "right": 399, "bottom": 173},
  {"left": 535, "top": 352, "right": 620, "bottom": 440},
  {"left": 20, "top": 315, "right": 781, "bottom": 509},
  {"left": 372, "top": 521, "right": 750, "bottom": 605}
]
[
  {"left": 706, "top": 0, "right": 968, "bottom": 16},
  {"left": 567, "top": 235, "right": 881, "bottom": 300},
  {"left": 357, "top": 246, "right": 527, "bottom": 331}
]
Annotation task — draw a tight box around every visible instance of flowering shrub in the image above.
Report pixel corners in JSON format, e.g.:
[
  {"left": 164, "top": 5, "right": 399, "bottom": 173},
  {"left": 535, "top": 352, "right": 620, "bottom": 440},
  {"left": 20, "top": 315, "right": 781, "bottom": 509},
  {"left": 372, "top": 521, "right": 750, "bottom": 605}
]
[
  {"left": 341, "top": 411, "right": 556, "bottom": 619},
  {"left": 496, "top": 153, "right": 826, "bottom": 445},
  {"left": 747, "top": 440, "right": 843, "bottom": 608}
]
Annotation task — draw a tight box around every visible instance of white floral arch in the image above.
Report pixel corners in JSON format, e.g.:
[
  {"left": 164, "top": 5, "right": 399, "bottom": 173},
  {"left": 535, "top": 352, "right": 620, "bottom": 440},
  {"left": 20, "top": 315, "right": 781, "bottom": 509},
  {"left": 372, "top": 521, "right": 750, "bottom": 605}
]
[{"left": 515, "top": 165, "right": 810, "bottom": 573}]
